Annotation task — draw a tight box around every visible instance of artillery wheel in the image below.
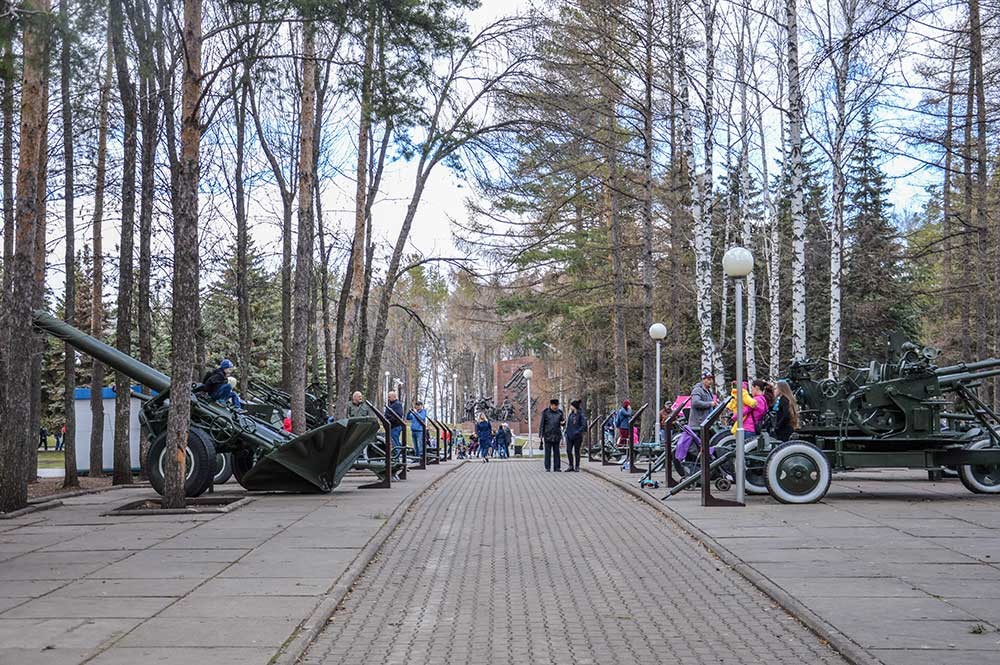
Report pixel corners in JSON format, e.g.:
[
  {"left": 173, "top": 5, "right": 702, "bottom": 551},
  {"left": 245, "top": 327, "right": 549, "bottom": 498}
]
[
  {"left": 147, "top": 427, "right": 217, "bottom": 498},
  {"left": 714, "top": 477, "right": 731, "bottom": 492},
  {"left": 213, "top": 453, "right": 234, "bottom": 485},
  {"left": 232, "top": 449, "right": 257, "bottom": 486},
  {"left": 765, "top": 441, "right": 831, "bottom": 504},
  {"left": 959, "top": 440, "right": 1000, "bottom": 494}
]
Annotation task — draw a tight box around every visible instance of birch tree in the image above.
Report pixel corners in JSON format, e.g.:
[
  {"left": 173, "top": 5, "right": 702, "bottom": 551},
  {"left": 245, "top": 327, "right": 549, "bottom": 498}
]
[{"left": 786, "top": 0, "right": 807, "bottom": 360}]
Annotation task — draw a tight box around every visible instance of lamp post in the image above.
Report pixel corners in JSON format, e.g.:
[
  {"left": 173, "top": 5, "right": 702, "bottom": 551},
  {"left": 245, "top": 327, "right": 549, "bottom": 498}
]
[
  {"left": 723, "top": 246, "right": 754, "bottom": 506},
  {"left": 523, "top": 368, "right": 533, "bottom": 457},
  {"left": 384, "top": 370, "right": 390, "bottom": 406},
  {"left": 649, "top": 323, "right": 667, "bottom": 449},
  {"left": 451, "top": 373, "right": 457, "bottom": 424}
]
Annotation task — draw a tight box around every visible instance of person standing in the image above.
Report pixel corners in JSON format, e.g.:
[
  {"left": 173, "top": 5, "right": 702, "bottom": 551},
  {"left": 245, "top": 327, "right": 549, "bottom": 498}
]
[
  {"left": 56, "top": 424, "right": 66, "bottom": 451},
  {"left": 475, "top": 413, "right": 494, "bottom": 462},
  {"left": 39, "top": 426, "right": 48, "bottom": 451},
  {"left": 384, "top": 391, "right": 405, "bottom": 454},
  {"left": 564, "top": 400, "right": 586, "bottom": 472},
  {"left": 771, "top": 380, "right": 799, "bottom": 441},
  {"left": 614, "top": 400, "right": 633, "bottom": 450},
  {"left": 347, "top": 391, "right": 373, "bottom": 418},
  {"left": 407, "top": 400, "right": 428, "bottom": 459},
  {"left": 688, "top": 373, "right": 716, "bottom": 430},
  {"left": 539, "top": 398, "right": 565, "bottom": 472},
  {"left": 494, "top": 423, "right": 511, "bottom": 458}
]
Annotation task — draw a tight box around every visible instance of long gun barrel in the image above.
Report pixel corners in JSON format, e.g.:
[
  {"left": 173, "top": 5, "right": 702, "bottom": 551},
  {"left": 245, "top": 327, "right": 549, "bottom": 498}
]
[
  {"left": 32, "top": 310, "right": 170, "bottom": 392},
  {"left": 936, "top": 358, "right": 1000, "bottom": 376},
  {"left": 937, "top": 363, "right": 1000, "bottom": 387}
]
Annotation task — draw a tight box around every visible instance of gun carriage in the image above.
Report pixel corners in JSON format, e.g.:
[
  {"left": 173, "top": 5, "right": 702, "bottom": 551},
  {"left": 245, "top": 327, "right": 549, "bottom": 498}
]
[
  {"left": 745, "top": 335, "right": 1000, "bottom": 503},
  {"left": 33, "top": 311, "right": 379, "bottom": 497}
]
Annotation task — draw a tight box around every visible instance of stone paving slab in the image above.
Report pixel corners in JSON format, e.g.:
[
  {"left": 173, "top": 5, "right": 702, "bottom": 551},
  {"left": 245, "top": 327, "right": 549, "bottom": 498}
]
[
  {"left": 0, "top": 463, "right": 458, "bottom": 665},
  {"left": 588, "top": 463, "right": 1000, "bottom": 664},
  {"left": 299, "top": 461, "right": 846, "bottom": 665}
]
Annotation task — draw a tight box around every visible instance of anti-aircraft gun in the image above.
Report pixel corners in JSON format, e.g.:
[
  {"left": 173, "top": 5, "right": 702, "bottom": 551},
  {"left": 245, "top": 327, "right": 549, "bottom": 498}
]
[
  {"left": 32, "top": 311, "right": 379, "bottom": 497},
  {"left": 746, "top": 334, "right": 1000, "bottom": 504}
]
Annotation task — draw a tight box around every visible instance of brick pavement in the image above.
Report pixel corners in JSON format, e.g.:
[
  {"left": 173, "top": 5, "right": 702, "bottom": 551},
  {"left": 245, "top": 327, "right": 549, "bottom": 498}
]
[{"left": 299, "top": 461, "right": 847, "bottom": 665}]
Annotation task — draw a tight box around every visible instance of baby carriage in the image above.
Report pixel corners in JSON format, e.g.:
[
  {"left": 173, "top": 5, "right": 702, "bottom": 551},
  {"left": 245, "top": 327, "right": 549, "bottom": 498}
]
[{"left": 673, "top": 424, "right": 733, "bottom": 490}]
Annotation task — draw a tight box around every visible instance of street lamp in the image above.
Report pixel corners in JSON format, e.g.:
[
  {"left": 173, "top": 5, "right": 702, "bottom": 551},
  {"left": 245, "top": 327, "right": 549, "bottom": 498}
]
[
  {"left": 523, "top": 368, "right": 533, "bottom": 457},
  {"left": 451, "top": 373, "right": 457, "bottom": 424},
  {"left": 649, "top": 323, "right": 667, "bottom": 449},
  {"left": 723, "top": 246, "right": 754, "bottom": 506},
  {"left": 384, "top": 370, "right": 390, "bottom": 406}
]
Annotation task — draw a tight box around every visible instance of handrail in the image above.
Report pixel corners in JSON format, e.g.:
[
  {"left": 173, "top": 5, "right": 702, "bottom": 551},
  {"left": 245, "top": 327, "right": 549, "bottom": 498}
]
[
  {"left": 600, "top": 410, "right": 616, "bottom": 466},
  {"left": 626, "top": 402, "right": 650, "bottom": 474},
  {"left": 382, "top": 403, "right": 409, "bottom": 479},
  {"left": 586, "top": 409, "right": 604, "bottom": 462}
]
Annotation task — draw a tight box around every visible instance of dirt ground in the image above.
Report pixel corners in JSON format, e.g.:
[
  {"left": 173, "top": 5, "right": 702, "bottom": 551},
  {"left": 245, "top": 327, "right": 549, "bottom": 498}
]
[{"left": 27, "top": 476, "right": 114, "bottom": 500}]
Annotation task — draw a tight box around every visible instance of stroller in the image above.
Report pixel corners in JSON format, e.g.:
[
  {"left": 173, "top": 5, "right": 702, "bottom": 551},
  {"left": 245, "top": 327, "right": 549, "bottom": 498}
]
[{"left": 673, "top": 424, "right": 732, "bottom": 489}]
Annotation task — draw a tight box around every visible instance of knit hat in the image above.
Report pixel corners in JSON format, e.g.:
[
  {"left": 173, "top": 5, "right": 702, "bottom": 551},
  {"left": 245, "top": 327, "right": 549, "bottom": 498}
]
[
  {"left": 623, "top": 399, "right": 631, "bottom": 408},
  {"left": 220, "top": 358, "right": 234, "bottom": 369}
]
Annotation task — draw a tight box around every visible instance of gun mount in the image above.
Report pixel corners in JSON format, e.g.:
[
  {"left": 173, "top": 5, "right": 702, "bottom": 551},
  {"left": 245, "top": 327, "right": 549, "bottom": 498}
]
[
  {"left": 33, "top": 311, "right": 378, "bottom": 497},
  {"left": 762, "top": 334, "right": 1000, "bottom": 503}
]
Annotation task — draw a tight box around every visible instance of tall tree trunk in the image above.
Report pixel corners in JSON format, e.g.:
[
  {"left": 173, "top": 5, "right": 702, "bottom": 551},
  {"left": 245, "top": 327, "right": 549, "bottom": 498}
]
[
  {"left": 0, "top": 0, "right": 13, "bottom": 293},
  {"left": 60, "top": 0, "right": 78, "bottom": 488},
  {"left": 137, "top": 63, "right": 159, "bottom": 480},
  {"left": 940, "top": 43, "right": 957, "bottom": 344},
  {"left": 959, "top": 34, "right": 974, "bottom": 358},
  {"left": 89, "top": 46, "right": 112, "bottom": 479},
  {"left": 334, "top": 0, "right": 375, "bottom": 418},
  {"left": 786, "top": 0, "right": 807, "bottom": 359},
  {"left": 162, "top": 0, "right": 202, "bottom": 509},
  {"left": 234, "top": 73, "right": 250, "bottom": 395},
  {"left": 0, "top": 0, "right": 50, "bottom": 513},
  {"left": 314, "top": 75, "right": 335, "bottom": 414},
  {"left": 290, "top": 17, "right": 316, "bottom": 435},
  {"left": 968, "top": 0, "right": 990, "bottom": 402},
  {"left": 111, "top": 0, "right": 136, "bottom": 484},
  {"left": 826, "top": 12, "right": 853, "bottom": 378},
  {"left": 27, "top": 67, "right": 48, "bottom": 486},
  {"left": 692, "top": 0, "right": 721, "bottom": 379},
  {"left": 736, "top": 15, "right": 757, "bottom": 380},
  {"left": 639, "top": 0, "right": 656, "bottom": 434},
  {"left": 754, "top": 85, "right": 780, "bottom": 378}
]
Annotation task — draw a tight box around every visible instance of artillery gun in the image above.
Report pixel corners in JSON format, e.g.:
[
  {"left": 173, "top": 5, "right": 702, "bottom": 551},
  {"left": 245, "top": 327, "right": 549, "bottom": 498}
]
[
  {"left": 750, "top": 334, "right": 1000, "bottom": 503},
  {"left": 33, "top": 311, "right": 379, "bottom": 497}
]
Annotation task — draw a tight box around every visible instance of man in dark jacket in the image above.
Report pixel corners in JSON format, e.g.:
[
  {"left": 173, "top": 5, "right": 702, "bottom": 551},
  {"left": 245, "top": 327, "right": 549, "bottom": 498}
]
[
  {"left": 384, "top": 391, "right": 405, "bottom": 454},
  {"left": 564, "top": 399, "right": 586, "bottom": 472},
  {"left": 494, "top": 423, "right": 511, "bottom": 458},
  {"left": 539, "top": 398, "right": 565, "bottom": 472},
  {"left": 688, "top": 373, "right": 716, "bottom": 429}
]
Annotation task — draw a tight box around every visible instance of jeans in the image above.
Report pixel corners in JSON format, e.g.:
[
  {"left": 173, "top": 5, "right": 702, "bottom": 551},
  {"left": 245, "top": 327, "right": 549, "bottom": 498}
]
[
  {"left": 212, "top": 383, "right": 242, "bottom": 409},
  {"left": 390, "top": 426, "right": 402, "bottom": 454},
  {"left": 566, "top": 436, "right": 582, "bottom": 469},
  {"left": 543, "top": 439, "right": 561, "bottom": 471},
  {"left": 498, "top": 444, "right": 508, "bottom": 458},
  {"left": 480, "top": 442, "right": 491, "bottom": 458},
  {"left": 411, "top": 428, "right": 424, "bottom": 457}
]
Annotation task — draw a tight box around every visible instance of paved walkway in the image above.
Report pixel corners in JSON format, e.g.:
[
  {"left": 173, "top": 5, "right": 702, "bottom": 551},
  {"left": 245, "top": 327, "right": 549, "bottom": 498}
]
[
  {"left": 300, "top": 461, "right": 846, "bottom": 665},
  {"left": 0, "top": 464, "right": 456, "bottom": 665},
  {"left": 590, "top": 464, "right": 1000, "bottom": 665}
]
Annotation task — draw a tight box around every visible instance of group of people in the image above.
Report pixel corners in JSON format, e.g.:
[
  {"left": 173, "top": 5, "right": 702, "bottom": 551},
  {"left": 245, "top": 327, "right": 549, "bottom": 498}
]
[
  {"left": 610, "top": 373, "right": 801, "bottom": 455},
  {"left": 470, "top": 415, "right": 514, "bottom": 460},
  {"left": 38, "top": 425, "right": 67, "bottom": 451}
]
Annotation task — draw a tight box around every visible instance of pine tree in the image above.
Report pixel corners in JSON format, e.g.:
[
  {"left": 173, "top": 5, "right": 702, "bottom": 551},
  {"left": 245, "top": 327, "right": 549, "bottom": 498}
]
[{"left": 841, "top": 110, "right": 918, "bottom": 361}]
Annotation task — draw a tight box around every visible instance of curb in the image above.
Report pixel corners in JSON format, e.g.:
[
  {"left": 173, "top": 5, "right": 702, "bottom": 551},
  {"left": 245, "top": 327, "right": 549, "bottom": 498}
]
[
  {"left": 270, "top": 460, "right": 468, "bottom": 665},
  {"left": 581, "top": 464, "right": 884, "bottom": 665},
  {"left": 0, "top": 500, "right": 63, "bottom": 519}
]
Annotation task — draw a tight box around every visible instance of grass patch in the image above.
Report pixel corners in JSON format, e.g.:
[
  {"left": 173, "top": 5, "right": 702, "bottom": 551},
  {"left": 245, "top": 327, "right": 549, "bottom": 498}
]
[{"left": 37, "top": 451, "right": 65, "bottom": 469}]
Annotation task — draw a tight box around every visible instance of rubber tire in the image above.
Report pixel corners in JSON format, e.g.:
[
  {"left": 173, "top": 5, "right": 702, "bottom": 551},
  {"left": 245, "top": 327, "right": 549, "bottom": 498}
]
[
  {"left": 958, "top": 440, "right": 1000, "bottom": 494},
  {"left": 147, "top": 427, "right": 216, "bottom": 498},
  {"left": 232, "top": 449, "right": 256, "bottom": 487},
  {"left": 765, "top": 441, "right": 831, "bottom": 504},
  {"left": 213, "top": 452, "right": 234, "bottom": 485}
]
